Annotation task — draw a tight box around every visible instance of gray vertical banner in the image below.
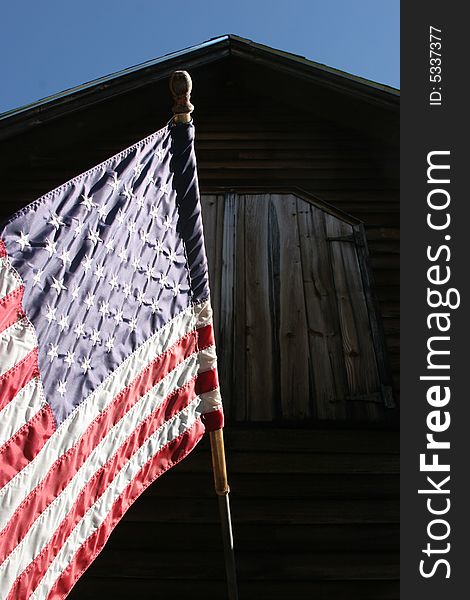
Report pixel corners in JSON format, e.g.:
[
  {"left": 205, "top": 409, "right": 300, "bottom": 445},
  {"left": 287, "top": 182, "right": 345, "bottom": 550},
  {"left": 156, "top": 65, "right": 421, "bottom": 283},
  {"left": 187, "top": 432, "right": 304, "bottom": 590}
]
[{"left": 401, "top": 2, "right": 469, "bottom": 598}]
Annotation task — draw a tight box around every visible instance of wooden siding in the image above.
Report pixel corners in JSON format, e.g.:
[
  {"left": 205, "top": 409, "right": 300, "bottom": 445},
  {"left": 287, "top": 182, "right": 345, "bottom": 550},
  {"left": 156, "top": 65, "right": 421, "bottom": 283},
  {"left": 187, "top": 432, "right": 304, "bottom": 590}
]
[
  {"left": 0, "top": 66, "right": 399, "bottom": 409},
  {"left": 68, "top": 427, "right": 399, "bottom": 600},
  {"left": 202, "top": 192, "right": 390, "bottom": 422}
]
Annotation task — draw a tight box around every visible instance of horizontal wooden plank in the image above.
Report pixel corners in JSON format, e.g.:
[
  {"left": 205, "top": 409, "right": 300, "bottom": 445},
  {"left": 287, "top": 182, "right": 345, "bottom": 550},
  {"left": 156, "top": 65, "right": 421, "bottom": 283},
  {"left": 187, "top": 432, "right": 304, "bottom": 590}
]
[
  {"left": 124, "top": 497, "right": 399, "bottom": 525},
  {"left": 109, "top": 521, "right": 399, "bottom": 553},
  {"left": 171, "top": 450, "right": 399, "bottom": 475},
  {"left": 83, "top": 549, "right": 399, "bottom": 581},
  {"left": 146, "top": 471, "right": 399, "bottom": 499},
  {"left": 70, "top": 577, "right": 400, "bottom": 600},
  {"left": 220, "top": 427, "right": 399, "bottom": 454}
]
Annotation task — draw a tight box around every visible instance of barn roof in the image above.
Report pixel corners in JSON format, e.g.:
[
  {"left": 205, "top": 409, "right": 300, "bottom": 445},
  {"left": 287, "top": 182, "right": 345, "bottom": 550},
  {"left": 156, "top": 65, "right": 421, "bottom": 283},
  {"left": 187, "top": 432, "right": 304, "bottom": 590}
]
[{"left": 0, "top": 34, "right": 399, "bottom": 140}]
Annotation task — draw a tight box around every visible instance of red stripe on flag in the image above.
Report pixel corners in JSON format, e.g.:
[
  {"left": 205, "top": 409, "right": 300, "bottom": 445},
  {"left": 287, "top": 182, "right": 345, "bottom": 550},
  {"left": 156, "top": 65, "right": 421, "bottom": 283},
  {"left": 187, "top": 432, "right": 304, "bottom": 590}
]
[
  {"left": 0, "top": 286, "right": 24, "bottom": 334},
  {"left": 45, "top": 419, "right": 205, "bottom": 600},
  {"left": 195, "top": 368, "right": 218, "bottom": 395},
  {"left": 0, "top": 348, "right": 39, "bottom": 413},
  {"left": 202, "top": 408, "right": 224, "bottom": 431},
  {"left": 0, "top": 404, "right": 55, "bottom": 489},
  {"left": 0, "top": 325, "right": 213, "bottom": 562},
  {"left": 196, "top": 322, "right": 214, "bottom": 349}
]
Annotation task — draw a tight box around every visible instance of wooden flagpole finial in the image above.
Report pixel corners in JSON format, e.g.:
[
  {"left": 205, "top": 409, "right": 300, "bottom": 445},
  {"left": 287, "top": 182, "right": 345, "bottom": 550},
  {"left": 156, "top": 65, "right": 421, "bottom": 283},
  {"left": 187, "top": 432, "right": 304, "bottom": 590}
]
[{"left": 169, "top": 70, "right": 194, "bottom": 123}]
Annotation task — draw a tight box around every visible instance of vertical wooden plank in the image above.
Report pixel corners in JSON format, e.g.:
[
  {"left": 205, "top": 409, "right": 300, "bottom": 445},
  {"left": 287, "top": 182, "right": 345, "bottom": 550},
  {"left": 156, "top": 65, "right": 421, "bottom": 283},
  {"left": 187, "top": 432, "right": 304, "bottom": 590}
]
[
  {"left": 270, "top": 194, "right": 310, "bottom": 419},
  {"left": 325, "top": 214, "right": 382, "bottom": 420},
  {"left": 217, "top": 193, "right": 235, "bottom": 417},
  {"left": 201, "top": 194, "right": 230, "bottom": 413},
  {"left": 354, "top": 223, "right": 395, "bottom": 408},
  {"left": 296, "top": 199, "right": 348, "bottom": 419},
  {"left": 232, "top": 195, "right": 247, "bottom": 421},
  {"left": 243, "top": 194, "right": 274, "bottom": 420},
  {"left": 200, "top": 194, "right": 222, "bottom": 331}
]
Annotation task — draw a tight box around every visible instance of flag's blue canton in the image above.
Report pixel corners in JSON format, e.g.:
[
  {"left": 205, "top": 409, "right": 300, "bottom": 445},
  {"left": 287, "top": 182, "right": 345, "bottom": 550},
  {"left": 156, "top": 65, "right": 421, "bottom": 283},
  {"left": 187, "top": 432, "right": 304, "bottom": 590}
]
[{"left": 1, "top": 124, "right": 207, "bottom": 425}]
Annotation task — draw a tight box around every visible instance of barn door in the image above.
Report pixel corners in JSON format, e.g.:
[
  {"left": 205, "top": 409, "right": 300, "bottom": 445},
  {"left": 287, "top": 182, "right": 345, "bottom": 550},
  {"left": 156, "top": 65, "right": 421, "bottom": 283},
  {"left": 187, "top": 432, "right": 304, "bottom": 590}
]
[{"left": 201, "top": 192, "right": 393, "bottom": 422}]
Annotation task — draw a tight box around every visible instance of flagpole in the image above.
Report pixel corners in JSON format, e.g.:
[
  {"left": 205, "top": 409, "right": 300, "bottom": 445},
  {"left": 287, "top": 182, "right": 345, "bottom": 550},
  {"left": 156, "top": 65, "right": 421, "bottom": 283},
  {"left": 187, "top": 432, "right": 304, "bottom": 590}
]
[{"left": 169, "top": 71, "right": 239, "bottom": 600}]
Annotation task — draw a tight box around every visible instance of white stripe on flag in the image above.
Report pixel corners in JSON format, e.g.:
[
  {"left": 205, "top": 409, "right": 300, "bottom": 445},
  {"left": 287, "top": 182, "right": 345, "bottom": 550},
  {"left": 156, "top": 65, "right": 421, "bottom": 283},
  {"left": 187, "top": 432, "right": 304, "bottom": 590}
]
[
  {"left": 0, "top": 257, "right": 21, "bottom": 301},
  {"left": 0, "top": 378, "right": 43, "bottom": 446},
  {"left": 200, "top": 388, "right": 223, "bottom": 414},
  {"left": 0, "top": 318, "right": 37, "bottom": 378},
  {"left": 0, "top": 353, "right": 200, "bottom": 587},
  {"left": 30, "top": 399, "right": 202, "bottom": 600},
  {"left": 0, "top": 300, "right": 210, "bottom": 529},
  {"left": 197, "top": 344, "right": 223, "bottom": 414}
]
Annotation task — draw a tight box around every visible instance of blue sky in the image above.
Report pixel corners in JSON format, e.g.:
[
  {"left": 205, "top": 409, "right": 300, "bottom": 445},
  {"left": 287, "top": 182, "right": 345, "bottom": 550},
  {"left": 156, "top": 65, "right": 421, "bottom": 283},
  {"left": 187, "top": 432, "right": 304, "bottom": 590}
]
[{"left": 0, "top": 0, "right": 399, "bottom": 115}]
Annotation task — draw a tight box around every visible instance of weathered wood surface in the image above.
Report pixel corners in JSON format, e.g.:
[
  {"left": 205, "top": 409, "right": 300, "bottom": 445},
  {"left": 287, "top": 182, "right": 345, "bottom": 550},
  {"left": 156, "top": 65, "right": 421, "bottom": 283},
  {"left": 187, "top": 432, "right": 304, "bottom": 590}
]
[
  {"left": 202, "top": 192, "right": 388, "bottom": 421},
  {"left": 68, "top": 427, "right": 399, "bottom": 600},
  {"left": 0, "top": 66, "right": 399, "bottom": 408}
]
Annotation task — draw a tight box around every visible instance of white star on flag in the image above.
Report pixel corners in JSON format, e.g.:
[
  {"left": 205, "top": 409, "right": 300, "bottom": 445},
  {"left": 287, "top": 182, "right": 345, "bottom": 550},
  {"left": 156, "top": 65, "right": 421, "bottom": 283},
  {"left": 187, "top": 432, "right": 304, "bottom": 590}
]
[
  {"left": 116, "top": 209, "right": 126, "bottom": 225},
  {"left": 47, "top": 343, "right": 59, "bottom": 362},
  {"left": 45, "top": 304, "right": 57, "bottom": 323},
  {"left": 122, "top": 184, "right": 135, "bottom": 201},
  {"left": 139, "top": 230, "right": 151, "bottom": 244},
  {"left": 32, "top": 269, "right": 44, "bottom": 287},
  {"left": 90, "top": 329, "right": 101, "bottom": 346},
  {"left": 57, "top": 380, "right": 67, "bottom": 397},
  {"left": 18, "top": 231, "right": 30, "bottom": 251},
  {"left": 49, "top": 212, "right": 66, "bottom": 229},
  {"left": 137, "top": 291, "right": 146, "bottom": 306},
  {"left": 74, "top": 221, "right": 85, "bottom": 238},
  {"left": 71, "top": 284, "right": 81, "bottom": 300},
  {"left": 44, "top": 238, "right": 57, "bottom": 256},
  {"left": 162, "top": 215, "right": 173, "bottom": 230},
  {"left": 104, "top": 239, "right": 114, "bottom": 254},
  {"left": 87, "top": 228, "right": 102, "bottom": 245},
  {"left": 107, "top": 172, "right": 120, "bottom": 192},
  {"left": 59, "top": 249, "right": 72, "bottom": 266},
  {"left": 81, "top": 193, "right": 95, "bottom": 211},
  {"left": 99, "top": 301, "right": 110, "bottom": 317},
  {"left": 64, "top": 351, "right": 75, "bottom": 367},
  {"left": 113, "top": 308, "right": 124, "bottom": 324},
  {"left": 109, "top": 275, "right": 119, "bottom": 291},
  {"left": 82, "top": 255, "right": 93, "bottom": 272},
  {"left": 150, "top": 298, "right": 160, "bottom": 314},
  {"left": 97, "top": 204, "right": 107, "bottom": 219},
  {"left": 105, "top": 336, "right": 115, "bottom": 353},
  {"left": 58, "top": 315, "right": 69, "bottom": 331},
  {"left": 84, "top": 292, "right": 95, "bottom": 310},
  {"left": 74, "top": 323, "right": 86, "bottom": 338},
  {"left": 80, "top": 356, "right": 92, "bottom": 373},
  {"left": 128, "top": 316, "right": 138, "bottom": 332},
  {"left": 94, "top": 264, "right": 105, "bottom": 281},
  {"left": 51, "top": 276, "right": 67, "bottom": 294},
  {"left": 133, "top": 163, "right": 144, "bottom": 177}
]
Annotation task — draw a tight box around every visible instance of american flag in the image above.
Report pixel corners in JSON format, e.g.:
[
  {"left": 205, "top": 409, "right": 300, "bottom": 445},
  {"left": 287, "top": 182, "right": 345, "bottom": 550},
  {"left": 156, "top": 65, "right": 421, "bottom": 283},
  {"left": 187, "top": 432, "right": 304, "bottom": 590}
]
[{"left": 0, "top": 121, "right": 223, "bottom": 599}]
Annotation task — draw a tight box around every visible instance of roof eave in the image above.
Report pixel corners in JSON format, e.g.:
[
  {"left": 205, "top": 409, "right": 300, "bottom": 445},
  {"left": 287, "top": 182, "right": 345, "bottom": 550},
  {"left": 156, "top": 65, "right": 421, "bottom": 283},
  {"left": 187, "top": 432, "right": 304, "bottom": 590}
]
[{"left": 0, "top": 34, "right": 399, "bottom": 141}]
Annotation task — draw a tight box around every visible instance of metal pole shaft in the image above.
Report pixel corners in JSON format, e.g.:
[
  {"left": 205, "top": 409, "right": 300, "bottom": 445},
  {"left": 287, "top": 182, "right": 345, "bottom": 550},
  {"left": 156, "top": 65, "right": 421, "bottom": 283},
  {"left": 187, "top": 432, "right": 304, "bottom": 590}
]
[{"left": 209, "top": 429, "right": 239, "bottom": 600}]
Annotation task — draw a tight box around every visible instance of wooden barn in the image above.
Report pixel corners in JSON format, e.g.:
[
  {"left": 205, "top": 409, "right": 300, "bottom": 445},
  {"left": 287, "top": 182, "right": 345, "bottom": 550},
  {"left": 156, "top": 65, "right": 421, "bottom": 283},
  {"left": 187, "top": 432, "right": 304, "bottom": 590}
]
[{"left": 0, "top": 36, "right": 399, "bottom": 599}]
